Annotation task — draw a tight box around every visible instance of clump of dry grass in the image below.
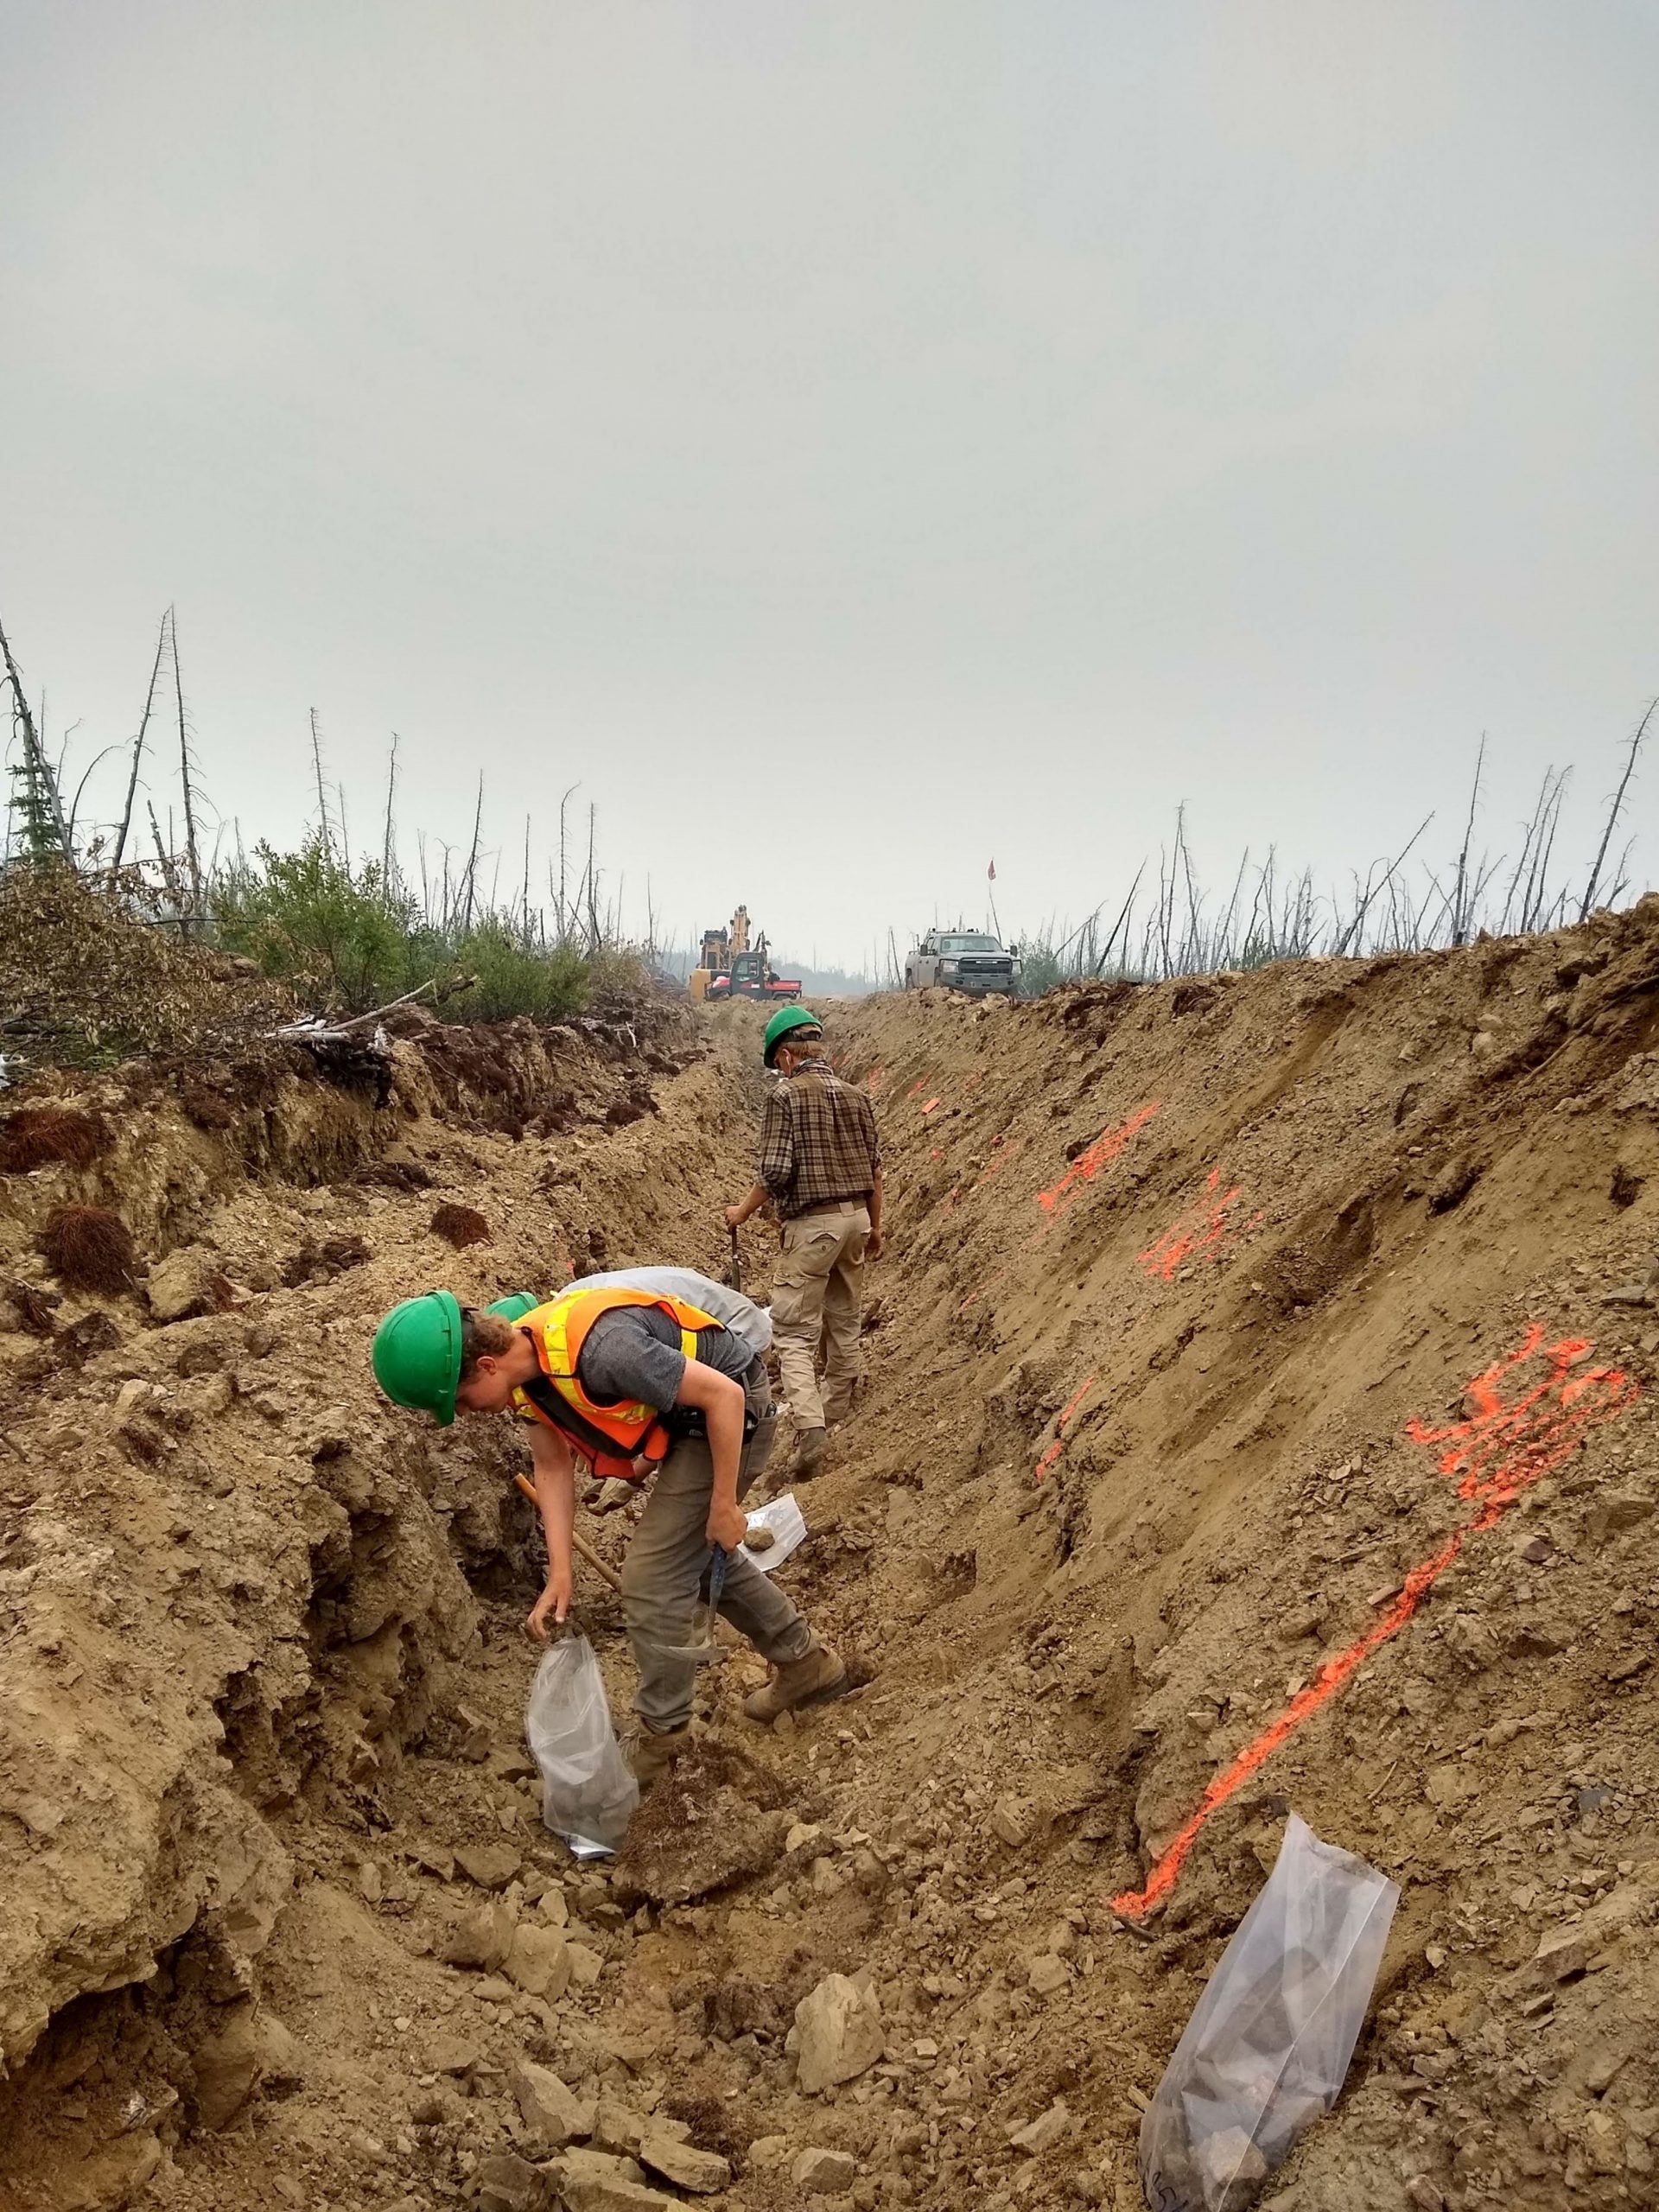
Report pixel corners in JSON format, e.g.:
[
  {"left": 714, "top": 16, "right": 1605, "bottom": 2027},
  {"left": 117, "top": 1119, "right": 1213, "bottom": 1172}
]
[
  {"left": 0, "top": 1105, "right": 110, "bottom": 1172},
  {"left": 39, "top": 1205, "right": 138, "bottom": 1294}
]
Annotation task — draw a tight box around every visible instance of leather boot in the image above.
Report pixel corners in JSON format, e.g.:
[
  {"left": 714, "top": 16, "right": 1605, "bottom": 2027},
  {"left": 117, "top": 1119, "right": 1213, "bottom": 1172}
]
[
  {"left": 742, "top": 1641, "right": 848, "bottom": 1724},
  {"left": 791, "top": 1426, "right": 829, "bottom": 1477},
  {"left": 622, "top": 1722, "right": 689, "bottom": 1789}
]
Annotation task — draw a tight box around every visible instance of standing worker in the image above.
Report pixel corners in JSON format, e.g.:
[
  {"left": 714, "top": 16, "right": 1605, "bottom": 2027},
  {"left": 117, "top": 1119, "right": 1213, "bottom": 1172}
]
[
  {"left": 724, "top": 1007, "right": 883, "bottom": 1476},
  {"left": 372, "top": 1266, "right": 847, "bottom": 1786}
]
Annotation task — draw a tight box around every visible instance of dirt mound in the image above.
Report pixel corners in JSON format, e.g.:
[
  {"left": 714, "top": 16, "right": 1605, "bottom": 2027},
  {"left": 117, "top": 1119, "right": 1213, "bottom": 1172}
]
[{"left": 2, "top": 906, "right": 1658, "bottom": 2212}]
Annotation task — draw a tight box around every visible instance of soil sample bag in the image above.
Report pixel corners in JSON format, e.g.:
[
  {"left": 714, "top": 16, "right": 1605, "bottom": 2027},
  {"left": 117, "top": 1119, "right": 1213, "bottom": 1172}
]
[
  {"left": 526, "top": 1634, "right": 639, "bottom": 1852},
  {"left": 1139, "top": 1814, "right": 1399, "bottom": 2212}
]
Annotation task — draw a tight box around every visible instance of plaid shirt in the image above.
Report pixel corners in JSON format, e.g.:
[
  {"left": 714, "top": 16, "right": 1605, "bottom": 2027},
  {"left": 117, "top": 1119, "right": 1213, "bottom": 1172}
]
[{"left": 759, "top": 1064, "right": 881, "bottom": 1219}]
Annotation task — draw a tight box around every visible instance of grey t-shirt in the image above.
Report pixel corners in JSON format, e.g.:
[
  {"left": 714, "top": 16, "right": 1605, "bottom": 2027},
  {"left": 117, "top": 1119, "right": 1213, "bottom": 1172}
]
[
  {"left": 573, "top": 1269, "right": 763, "bottom": 1415},
  {"left": 575, "top": 1268, "right": 771, "bottom": 1358}
]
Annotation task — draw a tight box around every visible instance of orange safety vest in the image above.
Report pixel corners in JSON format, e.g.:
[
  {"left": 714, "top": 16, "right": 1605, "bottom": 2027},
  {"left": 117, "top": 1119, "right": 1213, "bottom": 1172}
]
[{"left": 512, "top": 1284, "right": 727, "bottom": 1480}]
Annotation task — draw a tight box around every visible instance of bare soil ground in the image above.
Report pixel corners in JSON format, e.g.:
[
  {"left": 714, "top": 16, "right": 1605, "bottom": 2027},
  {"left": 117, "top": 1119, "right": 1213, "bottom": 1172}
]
[{"left": 3, "top": 900, "right": 1659, "bottom": 2212}]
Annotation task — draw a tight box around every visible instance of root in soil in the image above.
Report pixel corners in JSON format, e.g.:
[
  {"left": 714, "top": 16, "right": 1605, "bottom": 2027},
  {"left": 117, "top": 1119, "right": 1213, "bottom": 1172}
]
[
  {"left": 37, "top": 1203, "right": 137, "bottom": 1294},
  {"left": 0, "top": 1104, "right": 110, "bottom": 1172}
]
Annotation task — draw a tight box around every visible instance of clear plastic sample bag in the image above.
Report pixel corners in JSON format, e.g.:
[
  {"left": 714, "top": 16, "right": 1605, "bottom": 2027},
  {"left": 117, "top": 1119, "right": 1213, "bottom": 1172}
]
[
  {"left": 1140, "top": 1813, "right": 1399, "bottom": 2212},
  {"left": 525, "top": 1632, "right": 639, "bottom": 1852}
]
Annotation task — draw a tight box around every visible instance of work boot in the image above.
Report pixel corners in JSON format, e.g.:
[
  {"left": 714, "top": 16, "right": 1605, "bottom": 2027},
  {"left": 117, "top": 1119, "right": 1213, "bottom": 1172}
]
[
  {"left": 791, "top": 1426, "right": 829, "bottom": 1478},
  {"left": 622, "top": 1722, "right": 689, "bottom": 1790},
  {"left": 743, "top": 1641, "right": 848, "bottom": 1725}
]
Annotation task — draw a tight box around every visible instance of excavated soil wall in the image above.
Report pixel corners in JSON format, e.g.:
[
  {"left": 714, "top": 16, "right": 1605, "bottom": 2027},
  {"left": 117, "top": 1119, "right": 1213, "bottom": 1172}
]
[{"left": 1, "top": 906, "right": 1657, "bottom": 2212}]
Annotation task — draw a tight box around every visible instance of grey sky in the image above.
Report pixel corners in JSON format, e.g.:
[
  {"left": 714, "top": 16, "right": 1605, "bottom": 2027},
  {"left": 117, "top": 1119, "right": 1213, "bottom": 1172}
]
[{"left": 3, "top": 2, "right": 1655, "bottom": 971}]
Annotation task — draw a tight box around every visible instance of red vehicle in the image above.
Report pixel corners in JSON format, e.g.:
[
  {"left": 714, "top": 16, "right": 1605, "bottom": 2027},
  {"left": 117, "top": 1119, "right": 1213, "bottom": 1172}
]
[{"left": 707, "top": 944, "right": 802, "bottom": 1002}]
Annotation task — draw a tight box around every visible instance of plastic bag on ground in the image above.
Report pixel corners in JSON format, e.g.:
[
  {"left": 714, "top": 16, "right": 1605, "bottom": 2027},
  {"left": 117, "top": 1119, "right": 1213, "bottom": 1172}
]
[
  {"left": 525, "top": 1633, "right": 639, "bottom": 1852},
  {"left": 1140, "top": 1812, "right": 1399, "bottom": 2212}
]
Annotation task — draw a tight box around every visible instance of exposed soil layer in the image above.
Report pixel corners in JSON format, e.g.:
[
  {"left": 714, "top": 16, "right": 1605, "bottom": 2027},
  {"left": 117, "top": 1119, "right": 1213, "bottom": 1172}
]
[{"left": 3, "top": 903, "right": 1659, "bottom": 2212}]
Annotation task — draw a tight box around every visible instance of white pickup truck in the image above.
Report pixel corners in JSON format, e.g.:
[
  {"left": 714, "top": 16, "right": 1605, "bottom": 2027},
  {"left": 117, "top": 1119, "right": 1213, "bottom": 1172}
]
[{"left": 904, "top": 929, "right": 1021, "bottom": 995}]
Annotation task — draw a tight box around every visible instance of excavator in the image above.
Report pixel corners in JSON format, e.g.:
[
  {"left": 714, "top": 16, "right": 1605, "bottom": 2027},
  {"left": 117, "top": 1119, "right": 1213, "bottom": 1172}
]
[{"left": 688, "top": 905, "right": 803, "bottom": 1004}]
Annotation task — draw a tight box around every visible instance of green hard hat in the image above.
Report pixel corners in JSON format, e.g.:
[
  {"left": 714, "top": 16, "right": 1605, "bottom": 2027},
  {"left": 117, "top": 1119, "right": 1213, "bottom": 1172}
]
[
  {"left": 486, "top": 1292, "right": 540, "bottom": 1323},
  {"left": 372, "top": 1290, "right": 463, "bottom": 1425},
  {"left": 763, "top": 1004, "right": 823, "bottom": 1066}
]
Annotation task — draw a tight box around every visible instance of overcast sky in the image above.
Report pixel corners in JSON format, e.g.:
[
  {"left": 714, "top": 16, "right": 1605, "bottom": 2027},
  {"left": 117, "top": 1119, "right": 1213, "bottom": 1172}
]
[{"left": 3, "top": 2, "right": 1655, "bottom": 972}]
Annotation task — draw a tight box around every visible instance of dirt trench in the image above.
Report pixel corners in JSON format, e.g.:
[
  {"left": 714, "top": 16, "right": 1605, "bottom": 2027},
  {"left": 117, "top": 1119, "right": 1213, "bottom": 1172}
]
[{"left": 3, "top": 906, "right": 1659, "bottom": 2212}]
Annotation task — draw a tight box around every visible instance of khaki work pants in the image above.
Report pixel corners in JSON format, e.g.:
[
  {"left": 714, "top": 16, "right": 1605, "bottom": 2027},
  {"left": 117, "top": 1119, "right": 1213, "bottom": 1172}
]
[
  {"left": 620, "top": 1359, "right": 813, "bottom": 1734},
  {"left": 771, "top": 1199, "right": 870, "bottom": 1433}
]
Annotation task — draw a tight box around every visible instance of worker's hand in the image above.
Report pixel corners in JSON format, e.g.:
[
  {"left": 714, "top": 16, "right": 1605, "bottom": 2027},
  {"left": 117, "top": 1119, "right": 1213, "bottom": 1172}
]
[
  {"left": 866, "top": 1226, "right": 884, "bottom": 1262},
  {"left": 706, "top": 1497, "right": 748, "bottom": 1554},
  {"left": 525, "top": 1568, "right": 572, "bottom": 1641},
  {"left": 723, "top": 1205, "right": 746, "bottom": 1232}
]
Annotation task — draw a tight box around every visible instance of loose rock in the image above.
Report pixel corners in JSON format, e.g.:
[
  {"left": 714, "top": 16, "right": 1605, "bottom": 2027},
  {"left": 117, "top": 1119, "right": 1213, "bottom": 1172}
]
[
  {"left": 795, "top": 1973, "right": 886, "bottom": 2094},
  {"left": 513, "top": 2058, "right": 595, "bottom": 2151},
  {"left": 794, "top": 2146, "right": 859, "bottom": 2194},
  {"left": 638, "top": 2131, "right": 731, "bottom": 2194}
]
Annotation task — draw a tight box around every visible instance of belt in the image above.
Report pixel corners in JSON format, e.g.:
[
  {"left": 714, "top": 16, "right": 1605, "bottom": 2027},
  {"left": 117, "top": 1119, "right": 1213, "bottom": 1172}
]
[{"left": 792, "top": 1197, "right": 866, "bottom": 1218}]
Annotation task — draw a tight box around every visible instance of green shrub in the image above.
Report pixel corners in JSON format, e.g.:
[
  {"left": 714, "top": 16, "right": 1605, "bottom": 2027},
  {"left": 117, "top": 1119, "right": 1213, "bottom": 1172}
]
[
  {"left": 213, "top": 837, "right": 418, "bottom": 1012},
  {"left": 448, "top": 921, "right": 589, "bottom": 1021}
]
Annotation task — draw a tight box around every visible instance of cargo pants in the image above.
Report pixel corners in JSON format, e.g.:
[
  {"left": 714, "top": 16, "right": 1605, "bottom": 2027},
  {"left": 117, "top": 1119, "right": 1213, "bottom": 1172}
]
[
  {"left": 770, "top": 1198, "right": 870, "bottom": 1433},
  {"left": 620, "top": 1357, "right": 814, "bottom": 1734}
]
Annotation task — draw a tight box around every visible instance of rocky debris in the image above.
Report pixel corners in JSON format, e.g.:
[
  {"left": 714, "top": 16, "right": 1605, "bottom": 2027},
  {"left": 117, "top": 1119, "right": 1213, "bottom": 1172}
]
[
  {"left": 505, "top": 1922, "right": 572, "bottom": 1999},
  {"left": 189, "top": 2000, "right": 264, "bottom": 2130},
  {"left": 794, "top": 1973, "right": 886, "bottom": 2094},
  {"left": 549, "top": 2148, "right": 678, "bottom": 2212},
  {"left": 474, "top": 2152, "right": 557, "bottom": 2212},
  {"left": 454, "top": 1841, "right": 522, "bottom": 1890},
  {"left": 145, "top": 1243, "right": 223, "bottom": 1323},
  {"left": 1008, "top": 2099, "right": 1071, "bottom": 2155},
  {"left": 442, "top": 1899, "right": 517, "bottom": 1969},
  {"left": 1027, "top": 1952, "right": 1070, "bottom": 1997},
  {"left": 637, "top": 2129, "right": 730, "bottom": 2194},
  {"left": 792, "top": 2145, "right": 859, "bottom": 2194},
  {"left": 426, "top": 2031, "right": 480, "bottom": 2075},
  {"left": 512, "top": 2059, "right": 595, "bottom": 2150},
  {"left": 989, "top": 1795, "right": 1033, "bottom": 1848}
]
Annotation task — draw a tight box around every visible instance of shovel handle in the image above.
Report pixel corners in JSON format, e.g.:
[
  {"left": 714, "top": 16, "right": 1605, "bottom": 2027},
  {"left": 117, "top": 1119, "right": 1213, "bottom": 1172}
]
[{"left": 513, "top": 1473, "right": 626, "bottom": 1597}]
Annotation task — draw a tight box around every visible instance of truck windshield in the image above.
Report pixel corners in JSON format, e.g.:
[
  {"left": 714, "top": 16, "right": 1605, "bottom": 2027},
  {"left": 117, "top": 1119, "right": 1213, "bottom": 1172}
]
[{"left": 938, "top": 934, "right": 1001, "bottom": 954}]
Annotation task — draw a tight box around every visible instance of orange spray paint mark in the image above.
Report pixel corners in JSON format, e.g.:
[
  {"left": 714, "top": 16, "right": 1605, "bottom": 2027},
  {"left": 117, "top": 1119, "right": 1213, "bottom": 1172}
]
[
  {"left": 960, "top": 1268, "right": 1008, "bottom": 1316},
  {"left": 1034, "top": 1374, "right": 1099, "bottom": 1482},
  {"left": 976, "top": 1138, "right": 1026, "bottom": 1189},
  {"left": 930, "top": 1146, "right": 944, "bottom": 1160},
  {"left": 1139, "top": 1166, "right": 1265, "bottom": 1281},
  {"left": 865, "top": 1065, "right": 887, "bottom": 1096},
  {"left": 922, "top": 1096, "right": 941, "bottom": 1116},
  {"left": 1037, "top": 1103, "right": 1160, "bottom": 1219},
  {"left": 907, "top": 1079, "right": 925, "bottom": 1098},
  {"left": 1111, "top": 1325, "right": 1639, "bottom": 1921}
]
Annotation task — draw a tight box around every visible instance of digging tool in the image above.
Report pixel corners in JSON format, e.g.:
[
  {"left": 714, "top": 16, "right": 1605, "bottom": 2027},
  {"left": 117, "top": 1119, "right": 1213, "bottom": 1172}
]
[
  {"left": 650, "top": 1542, "right": 731, "bottom": 1667},
  {"left": 513, "top": 1473, "right": 625, "bottom": 1597},
  {"left": 725, "top": 1225, "right": 742, "bottom": 1294}
]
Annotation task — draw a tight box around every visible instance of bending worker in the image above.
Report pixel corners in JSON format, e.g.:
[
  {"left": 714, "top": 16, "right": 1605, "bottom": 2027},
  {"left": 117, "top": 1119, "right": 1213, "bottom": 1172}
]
[
  {"left": 372, "top": 1265, "right": 846, "bottom": 1784},
  {"left": 724, "top": 1006, "right": 882, "bottom": 1477}
]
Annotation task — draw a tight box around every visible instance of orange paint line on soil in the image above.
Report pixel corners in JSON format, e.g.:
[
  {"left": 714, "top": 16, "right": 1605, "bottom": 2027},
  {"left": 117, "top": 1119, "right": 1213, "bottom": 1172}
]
[
  {"left": 1138, "top": 1165, "right": 1264, "bottom": 1281},
  {"left": 1033, "top": 1374, "right": 1100, "bottom": 1482},
  {"left": 906, "top": 1079, "right": 925, "bottom": 1097},
  {"left": 1110, "top": 1325, "right": 1639, "bottom": 1921},
  {"left": 959, "top": 1268, "right": 1009, "bottom": 1316},
  {"left": 865, "top": 1065, "right": 887, "bottom": 1096},
  {"left": 1036, "top": 1103, "right": 1160, "bottom": 1220}
]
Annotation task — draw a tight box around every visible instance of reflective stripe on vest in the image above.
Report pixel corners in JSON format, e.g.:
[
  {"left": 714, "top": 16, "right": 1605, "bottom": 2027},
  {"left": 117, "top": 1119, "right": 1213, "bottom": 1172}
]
[{"left": 512, "top": 1284, "right": 726, "bottom": 1474}]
